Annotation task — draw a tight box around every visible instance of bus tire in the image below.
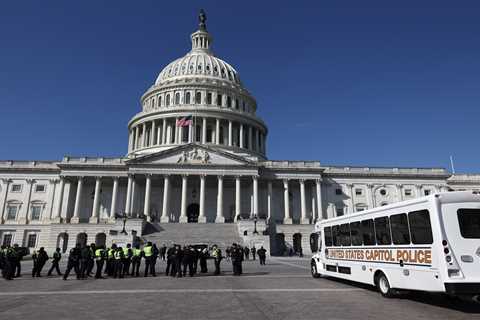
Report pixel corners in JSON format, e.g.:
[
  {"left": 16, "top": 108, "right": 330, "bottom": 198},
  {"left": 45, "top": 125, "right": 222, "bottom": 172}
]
[
  {"left": 311, "top": 261, "right": 320, "bottom": 278},
  {"left": 375, "top": 272, "right": 395, "bottom": 298}
]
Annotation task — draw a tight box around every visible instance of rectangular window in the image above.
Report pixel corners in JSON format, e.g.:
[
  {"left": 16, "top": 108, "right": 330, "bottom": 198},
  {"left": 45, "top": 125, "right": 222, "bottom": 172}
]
[
  {"left": 11, "top": 184, "right": 22, "bottom": 192},
  {"left": 335, "top": 188, "right": 342, "bottom": 195},
  {"left": 217, "top": 94, "right": 222, "bottom": 106},
  {"left": 324, "top": 227, "right": 332, "bottom": 247},
  {"left": 339, "top": 223, "right": 351, "bottom": 246},
  {"left": 390, "top": 213, "right": 410, "bottom": 244},
  {"left": 355, "top": 188, "right": 363, "bottom": 196},
  {"left": 404, "top": 189, "right": 412, "bottom": 196},
  {"left": 206, "top": 92, "right": 212, "bottom": 104},
  {"left": 457, "top": 209, "right": 480, "bottom": 239},
  {"left": 350, "top": 221, "right": 362, "bottom": 246},
  {"left": 2, "top": 234, "right": 13, "bottom": 246},
  {"left": 361, "top": 219, "right": 376, "bottom": 245},
  {"left": 408, "top": 209, "right": 433, "bottom": 244},
  {"left": 424, "top": 190, "right": 431, "bottom": 196},
  {"left": 332, "top": 225, "right": 340, "bottom": 246},
  {"left": 6, "top": 206, "right": 17, "bottom": 220},
  {"left": 31, "top": 206, "right": 42, "bottom": 220},
  {"left": 35, "top": 184, "right": 46, "bottom": 192},
  {"left": 375, "top": 216, "right": 392, "bottom": 245},
  {"left": 27, "top": 234, "right": 37, "bottom": 248}
]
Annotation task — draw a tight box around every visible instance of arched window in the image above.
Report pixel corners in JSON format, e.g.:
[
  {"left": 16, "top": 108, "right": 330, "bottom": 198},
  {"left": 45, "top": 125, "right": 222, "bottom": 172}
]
[
  {"left": 185, "top": 92, "right": 191, "bottom": 104},
  {"left": 195, "top": 92, "right": 202, "bottom": 104},
  {"left": 206, "top": 92, "right": 212, "bottom": 105},
  {"left": 175, "top": 92, "right": 180, "bottom": 105},
  {"left": 158, "top": 96, "right": 162, "bottom": 107},
  {"left": 151, "top": 98, "right": 155, "bottom": 108},
  {"left": 219, "top": 126, "right": 225, "bottom": 144},
  {"left": 217, "top": 94, "right": 222, "bottom": 106},
  {"left": 166, "top": 94, "right": 170, "bottom": 106},
  {"left": 227, "top": 96, "right": 232, "bottom": 108},
  {"left": 235, "top": 99, "right": 239, "bottom": 109}
]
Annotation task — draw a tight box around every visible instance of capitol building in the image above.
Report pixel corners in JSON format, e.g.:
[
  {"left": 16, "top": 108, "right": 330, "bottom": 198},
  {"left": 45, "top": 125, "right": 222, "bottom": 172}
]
[{"left": 0, "top": 13, "right": 478, "bottom": 255}]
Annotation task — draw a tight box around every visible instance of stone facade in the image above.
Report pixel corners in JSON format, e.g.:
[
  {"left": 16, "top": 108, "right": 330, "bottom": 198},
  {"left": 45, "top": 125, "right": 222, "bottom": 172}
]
[{"left": 0, "top": 14, "right": 478, "bottom": 255}]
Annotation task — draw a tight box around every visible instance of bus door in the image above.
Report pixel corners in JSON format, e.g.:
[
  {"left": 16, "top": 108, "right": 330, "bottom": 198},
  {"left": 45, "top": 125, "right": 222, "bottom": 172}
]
[{"left": 442, "top": 204, "right": 480, "bottom": 280}]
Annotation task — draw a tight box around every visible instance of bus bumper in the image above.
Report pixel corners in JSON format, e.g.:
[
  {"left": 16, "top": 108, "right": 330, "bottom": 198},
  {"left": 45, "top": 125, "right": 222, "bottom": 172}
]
[{"left": 445, "top": 283, "right": 480, "bottom": 295}]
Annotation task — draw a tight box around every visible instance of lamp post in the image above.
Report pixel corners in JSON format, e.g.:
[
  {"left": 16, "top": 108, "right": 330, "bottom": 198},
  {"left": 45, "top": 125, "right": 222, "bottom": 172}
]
[
  {"left": 120, "top": 213, "right": 128, "bottom": 235},
  {"left": 253, "top": 215, "right": 259, "bottom": 235}
]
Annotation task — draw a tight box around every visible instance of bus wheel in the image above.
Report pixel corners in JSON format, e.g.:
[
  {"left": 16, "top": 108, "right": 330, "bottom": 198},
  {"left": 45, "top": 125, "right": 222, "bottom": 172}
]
[
  {"left": 376, "top": 272, "right": 394, "bottom": 298},
  {"left": 311, "top": 262, "right": 320, "bottom": 278}
]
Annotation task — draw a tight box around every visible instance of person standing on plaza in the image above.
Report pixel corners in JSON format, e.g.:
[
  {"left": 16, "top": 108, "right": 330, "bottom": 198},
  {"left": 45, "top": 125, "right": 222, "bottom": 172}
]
[
  {"left": 257, "top": 246, "right": 267, "bottom": 265},
  {"left": 47, "top": 247, "right": 62, "bottom": 276},
  {"left": 32, "top": 247, "right": 48, "bottom": 277},
  {"left": 94, "top": 245, "right": 106, "bottom": 279},
  {"left": 160, "top": 244, "right": 167, "bottom": 261},
  {"left": 211, "top": 245, "right": 222, "bottom": 275},
  {"left": 63, "top": 244, "right": 81, "bottom": 280},
  {"left": 231, "top": 243, "right": 242, "bottom": 276},
  {"left": 130, "top": 244, "right": 142, "bottom": 277},
  {"left": 106, "top": 244, "right": 116, "bottom": 276},
  {"left": 244, "top": 246, "right": 250, "bottom": 260},
  {"left": 113, "top": 247, "right": 124, "bottom": 279},
  {"left": 143, "top": 241, "right": 153, "bottom": 277},
  {"left": 150, "top": 243, "right": 159, "bottom": 277},
  {"left": 13, "top": 244, "right": 22, "bottom": 278},
  {"left": 86, "top": 243, "right": 96, "bottom": 277},
  {"left": 78, "top": 244, "right": 91, "bottom": 279},
  {"left": 2, "top": 245, "right": 16, "bottom": 280},
  {"left": 173, "top": 245, "right": 184, "bottom": 278},
  {"left": 251, "top": 246, "right": 256, "bottom": 260},
  {"left": 122, "top": 243, "right": 133, "bottom": 277}
]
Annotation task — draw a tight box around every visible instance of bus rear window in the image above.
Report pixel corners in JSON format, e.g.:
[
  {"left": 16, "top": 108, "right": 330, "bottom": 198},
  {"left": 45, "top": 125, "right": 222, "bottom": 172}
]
[
  {"left": 409, "top": 210, "right": 433, "bottom": 244},
  {"left": 458, "top": 209, "right": 480, "bottom": 239},
  {"left": 324, "top": 227, "right": 332, "bottom": 247}
]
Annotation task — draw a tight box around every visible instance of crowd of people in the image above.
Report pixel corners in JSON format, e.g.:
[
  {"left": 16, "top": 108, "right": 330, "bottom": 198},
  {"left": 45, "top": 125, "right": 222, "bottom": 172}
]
[{"left": 0, "top": 242, "right": 267, "bottom": 281}]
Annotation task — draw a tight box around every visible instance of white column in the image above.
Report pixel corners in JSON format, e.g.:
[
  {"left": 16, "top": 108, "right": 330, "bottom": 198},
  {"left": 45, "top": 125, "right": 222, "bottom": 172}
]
[
  {"left": 53, "top": 177, "right": 65, "bottom": 223},
  {"left": 283, "top": 179, "right": 292, "bottom": 224},
  {"left": 160, "top": 175, "right": 170, "bottom": 223},
  {"left": 179, "top": 175, "right": 188, "bottom": 223},
  {"left": 18, "top": 179, "right": 34, "bottom": 224},
  {"left": 300, "top": 179, "right": 308, "bottom": 224},
  {"left": 215, "top": 176, "right": 224, "bottom": 223},
  {"left": 198, "top": 175, "right": 206, "bottom": 223},
  {"left": 215, "top": 118, "right": 220, "bottom": 144},
  {"left": 248, "top": 126, "right": 253, "bottom": 150},
  {"left": 110, "top": 177, "right": 119, "bottom": 220},
  {"left": 156, "top": 123, "right": 161, "bottom": 146},
  {"left": 202, "top": 118, "right": 207, "bottom": 144},
  {"left": 267, "top": 180, "right": 273, "bottom": 222},
  {"left": 90, "top": 177, "right": 102, "bottom": 223},
  {"left": 144, "top": 175, "right": 152, "bottom": 221},
  {"left": 141, "top": 122, "right": 147, "bottom": 147},
  {"left": 134, "top": 127, "right": 139, "bottom": 149},
  {"left": 44, "top": 178, "right": 57, "bottom": 222},
  {"left": 188, "top": 123, "right": 193, "bottom": 143},
  {"left": 0, "top": 179, "right": 11, "bottom": 224},
  {"left": 235, "top": 177, "right": 241, "bottom": 221},
  {"left": 367, "top": 184, "right": 375, "bottom": 209},
  {"left": 71, "top": 177, "right": 83, "bottom": 223},
  {"left": 252, "top": 176, "right": 258, "bottom": 218},
  {"left": 131, "top": 177, "right": 136, "bottom": 217},
  {"left": 228, "top": 120, "right": 233, "bottom": 146},
  {"left": 125, "top": 175, "right": 133, "bottom": 217},
  {"left": 315, "top": 179, "right": 323, "bottom": 221},
  {"left": 239, "top": 124, "right": 244, "bottom": 148},
  {"left": 151, "top": 121, "right": 156, "bottom": 146},
  {"left": 162, "top": 118, "right": 167, "bottom": 144},
  {"left": 347, "top": 183, "right": 355, "bottom": 214},
  {"left": 128, "top": 130, "right": 133, "bottom": 152}
]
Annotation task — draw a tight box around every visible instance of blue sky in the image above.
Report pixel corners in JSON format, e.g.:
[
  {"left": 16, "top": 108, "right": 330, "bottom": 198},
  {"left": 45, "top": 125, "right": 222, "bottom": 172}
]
[{"left": 0, "top": 1, "right": 478, "bottom": 172}]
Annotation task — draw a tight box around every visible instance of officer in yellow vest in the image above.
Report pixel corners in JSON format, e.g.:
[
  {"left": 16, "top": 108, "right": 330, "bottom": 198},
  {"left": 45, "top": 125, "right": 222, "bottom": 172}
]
[
  {"left": 106, "top": 244, "right": 117, "bottom": 277},
  {"left": 113, "top": 247, "right": 124, "bottom": 279},
  {"left": 143, "top": 242, "right": 153, "bottom": 277},
  {"left": 122, "top": 244, "right": 133, "bottom": 277},
  {"left": 130, "top": 244, "right": 142, "bottom": 277},
  {"left": 94, "top": 245, "right": 106, "bottom": 279}
]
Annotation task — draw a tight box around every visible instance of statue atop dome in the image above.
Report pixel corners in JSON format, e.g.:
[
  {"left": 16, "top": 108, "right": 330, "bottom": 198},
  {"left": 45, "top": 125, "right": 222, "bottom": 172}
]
[{"left": 199, "top": 9, "right": 207, "bottom": 31}]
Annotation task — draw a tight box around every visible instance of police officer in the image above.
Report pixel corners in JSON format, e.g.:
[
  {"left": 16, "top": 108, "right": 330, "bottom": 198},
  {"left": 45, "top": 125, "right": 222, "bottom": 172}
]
[
  {"left": 78, "top": 244, "right": 91, "bottom": 279},
  {"left": 130, "top": 244, "right": 142, "bottom": 277},
  {"left": 0, "top": 245, "right": 5, "bottom": 273},
  {"left": 150, "top": 244, "right": 159, "bottom": 277},
  {"left": 142, "top": 242, "right": 153, "bottom": 277},
  {"left": 211, "top": 245, "right": 222, "bottom": 275},
  {"left": 106, "top": 244, "right": 117, "bottom": 276},
  {"left": 181, "top": 245, "right": 193, "bottom": 277},
  {"left": 199, "top": 247, "right": 208, "bottom": 273},
  {"left": 47, "top": 247, "right": 62, "bottom": 276},
  {"left": 122, "top": 244, "right": 133, "bottom": 277},
  {"left": 165, "top": 245, "right": 175, "bottom": 276},
  {"left": 257, "top": 246, "right": 267, "bottom": 265},
  {"left": 12, "top": 244, "right": 22, "bottom": 278},
  {"left": 173, "top": 245, "right": 183, "bottom": 278},
  {"left": 244, "top": 246, "right": 250, "bottom": 260},
  {"left": 32, "top": 247, "right": 49, "bottom": 277},
  {"left": 2, "top": 245, "right": 15, "bottom": 280},
  {"left": 231, "top": 243, "right": 243, "bottom": 276},
  {"left": 94, "top": 245, "right": 106, "bottom": 279},
  {"left": 63, "top": 244, "right": 81, "bottom": 280},
  {"left": 86, "top": 243, "right": 96, "bottom": 277},
  {"left": 113, "top": 247, "right": 124, "bottom": 278},
  {"left": 251, "top": 246, "right": 257, "bottom": 260}
]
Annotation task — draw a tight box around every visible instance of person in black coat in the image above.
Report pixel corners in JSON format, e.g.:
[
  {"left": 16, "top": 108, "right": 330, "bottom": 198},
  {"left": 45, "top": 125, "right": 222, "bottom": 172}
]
[
  {"left": 47, "top": 247, "right": 62, "bottom": 276},
  {"left": 257, "top": 246, "right": 267, "bottom": 265},
  {"left": 165, "top": 245, "right": 175, "bottom": 276},
  {"left": 231, "top": 243, "right": 243, "bottom": 276},
  {"left": 63, "top": 244, "right": 81, "bottom": 280},
  {"left": 32, "top": 247, "right": 49, "bottom": 277},
  {"left": 173, "top": 245, "right": 184, "bottom": 278},
  {"left": 199, "top": 247, "right": 209, "bottom": 273}
]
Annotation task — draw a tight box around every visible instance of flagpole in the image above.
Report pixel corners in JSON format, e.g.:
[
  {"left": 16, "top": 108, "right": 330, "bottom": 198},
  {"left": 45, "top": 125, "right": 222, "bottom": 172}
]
[{"left": 450, "top": 155, "right": 456, "bottom": 174}]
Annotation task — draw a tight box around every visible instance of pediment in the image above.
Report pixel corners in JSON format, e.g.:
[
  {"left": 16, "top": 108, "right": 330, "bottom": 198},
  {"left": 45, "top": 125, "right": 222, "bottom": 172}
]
[{"left": 126, "top": 144, "right": 255, "bottom": 166}]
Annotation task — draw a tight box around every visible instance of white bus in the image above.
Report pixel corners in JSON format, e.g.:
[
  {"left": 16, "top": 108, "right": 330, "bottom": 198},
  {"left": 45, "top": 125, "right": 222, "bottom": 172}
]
[{"left": 310, "top": 191, "right": 480, "bottom": 298}]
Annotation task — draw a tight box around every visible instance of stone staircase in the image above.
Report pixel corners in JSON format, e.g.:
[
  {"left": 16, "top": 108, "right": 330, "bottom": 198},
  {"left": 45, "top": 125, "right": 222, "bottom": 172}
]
[{"left": 141, "top": 223, "right": 242, "bottom": 250}]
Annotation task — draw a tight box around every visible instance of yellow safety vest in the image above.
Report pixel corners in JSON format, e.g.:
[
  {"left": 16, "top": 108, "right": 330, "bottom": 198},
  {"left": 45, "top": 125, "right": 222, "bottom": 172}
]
[
  {"left": 114, "top": 250, "right": 122, "bottom": 260},
  {"left": 143, "top": 246, "right": 153, "bottom": 257},
  {"left": 123, "top": 248, "right": 130, "bottom": 257},
  {"left": 95, "top": 249, "right": 104, "bottom": 259},
  {"left": 108, "top": 249, "right": 114, "bottom": 258},
  {"left": 133, "top": 248, "right": 142, "bottom": 257}
]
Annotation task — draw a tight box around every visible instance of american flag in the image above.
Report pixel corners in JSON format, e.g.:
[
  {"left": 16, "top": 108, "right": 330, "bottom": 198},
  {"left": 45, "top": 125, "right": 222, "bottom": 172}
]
[{"left": 176, "top": 115, "right": 193, "bottom": 127}]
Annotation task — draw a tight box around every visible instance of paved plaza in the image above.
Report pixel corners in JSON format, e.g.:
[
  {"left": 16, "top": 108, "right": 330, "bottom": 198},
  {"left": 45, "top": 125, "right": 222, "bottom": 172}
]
[{"left": 1, "top": 257, "right": 479, "bottom": 320}]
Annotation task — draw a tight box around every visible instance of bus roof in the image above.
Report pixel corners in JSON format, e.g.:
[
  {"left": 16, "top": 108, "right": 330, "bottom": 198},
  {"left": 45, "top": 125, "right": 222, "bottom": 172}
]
[{"left": 315, "top": 191, "right": 480, "bottom": 227}]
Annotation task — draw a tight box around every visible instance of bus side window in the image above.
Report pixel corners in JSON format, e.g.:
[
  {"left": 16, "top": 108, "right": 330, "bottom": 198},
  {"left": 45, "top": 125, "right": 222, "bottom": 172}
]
[
  {"left": 332, "top": 225, "right": 340, "bottom": 246},
  {"left": 375, "top": 216, "right": 392, "bottom": 245},
  {"left": 350, "top": 221, "right": 362, "bottom": 246},
  {"left": 310, "top": 233, "right": 319, "bottom": 252},
  {"left": 361, "top": 219, "right": 376, "bottom": 245},
  {"left": 340, "top": 223, "right": 351, "bottom": 246},
  {"left": 324, "top": 227, "right": 333, "bottom": 247},
  {"left": 390, "top": 213, "right": 410, "bottom": 245},
  {"left": 409, "top": 210, "right": 433, "bottom": 244}
]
